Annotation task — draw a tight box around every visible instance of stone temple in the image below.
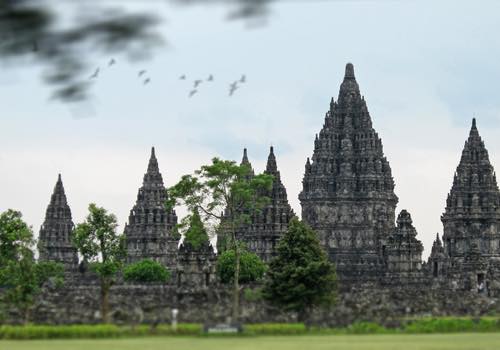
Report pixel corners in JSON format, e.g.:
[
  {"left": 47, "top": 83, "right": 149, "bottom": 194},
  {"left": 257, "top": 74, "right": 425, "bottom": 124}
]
[
  {"left": 28, "top": 63, "right": 500, "bottom": 324},
  {"left": 38, "top": 174, "right": 79, "bottom": 269},
  {"left": 124, "top": 147, "right": 179, "bottom": 271},
  {"left": 300, "top": 63, "right": 399, "bottom": 283},
  {"left": 229, "top": 147, "right": 295, "bottom": 263}
]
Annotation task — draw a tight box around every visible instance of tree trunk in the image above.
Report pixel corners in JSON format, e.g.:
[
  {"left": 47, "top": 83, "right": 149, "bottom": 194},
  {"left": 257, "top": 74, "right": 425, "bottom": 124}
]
[
  {"left": 232, "top": 244, "right": 240, "bottom": 323},
  {"left": 101, "top": 278, "right": 110, "bottom": 323},
  {"left": 298, "top": 307, "right": 310, "bottom": 329},
  {"left": 23, "top": 307, "right": 31, "bottom": 325}
]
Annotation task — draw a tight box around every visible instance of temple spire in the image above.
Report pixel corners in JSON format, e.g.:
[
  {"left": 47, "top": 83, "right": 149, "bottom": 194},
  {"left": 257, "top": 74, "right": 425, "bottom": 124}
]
[
  {"left": 265, "top": 146, "right": 279, "bottom": 177},
  {"left": 240, "top": 148, "right": 255, "bottom": 178},
  {"left": 344, "top": 62, "right": 355, "bottom": 80},
  {"left": 125, "top": 148, "right": 178, "bottom": 268},
  {"left": 38, "top": 174, "right": 78, "bottom": 267},
  {"left": 241, "top": 148, "right": 250, "bottom": 166},
  {"left": 338, "top": 62, "right": 361, "bottom": 102},
  {"left": 147, "top": 146, "right": 159, "bottom": 175}
]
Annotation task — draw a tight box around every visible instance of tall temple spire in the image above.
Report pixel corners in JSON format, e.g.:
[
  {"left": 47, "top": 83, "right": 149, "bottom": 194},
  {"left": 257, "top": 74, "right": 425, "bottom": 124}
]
[
  {"left": 38, "top": 174, "right": 78, "bottom": 267},
  {"left": 241, "top": 148, "right": 249, "bottom": 165},
  {"left": 338, "top": 62, "right": 361, "bottom": 101},
  {"left": 344, "top": 62, "right": 355, "bottom": 79},
  {"left": 442, "top": 118, "right": 500, "bottom": 262},
  {"left": 124, "top": 148, "right": 179, "bottom": 269},
  {"left": 240, "top": 147, "right": 255, "bottom": 178},
  {"left": 300, "top": 63, "right": 398, "bottom": 283},
  {"left": 265, "top": 146, "right": 279, "bottom": 179},
  {"left": 444, "top": 118, "right": 499, "bottom": 218},
  {"left": 147, "top": 146, "right": 160, "bottom": 175}
]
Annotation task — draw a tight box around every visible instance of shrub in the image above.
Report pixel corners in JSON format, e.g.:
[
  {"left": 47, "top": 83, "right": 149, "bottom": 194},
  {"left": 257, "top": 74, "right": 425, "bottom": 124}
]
[
  {"left": 124, "top": 259, "right": 170, "bottom": 283},
  {"left": 217, "top": 249, "right": 266, "bottom": 284}
]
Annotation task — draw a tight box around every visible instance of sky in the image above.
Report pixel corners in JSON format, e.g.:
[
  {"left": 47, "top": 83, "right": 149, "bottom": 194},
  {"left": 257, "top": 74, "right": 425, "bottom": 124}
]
[{"left": 1, "top": 0, "right": 500, "bottom": 258}]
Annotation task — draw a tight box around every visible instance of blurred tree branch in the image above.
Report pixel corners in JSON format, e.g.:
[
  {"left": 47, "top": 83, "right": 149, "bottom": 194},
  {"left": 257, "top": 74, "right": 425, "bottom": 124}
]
[{"left": 0, "top": 0, "right": 274, "bottom": 102}]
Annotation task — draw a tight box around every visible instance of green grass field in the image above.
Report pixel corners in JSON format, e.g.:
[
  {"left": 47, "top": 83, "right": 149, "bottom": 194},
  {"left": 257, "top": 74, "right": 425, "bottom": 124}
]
[{"left": 1, "top": 333, "right": 500, "bottom": 350}]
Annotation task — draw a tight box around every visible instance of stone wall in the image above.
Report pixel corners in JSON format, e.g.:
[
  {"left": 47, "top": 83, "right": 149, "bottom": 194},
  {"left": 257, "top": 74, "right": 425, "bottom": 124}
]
[{"left": 17, "top": 279, "right": 500, "bottom": 325}]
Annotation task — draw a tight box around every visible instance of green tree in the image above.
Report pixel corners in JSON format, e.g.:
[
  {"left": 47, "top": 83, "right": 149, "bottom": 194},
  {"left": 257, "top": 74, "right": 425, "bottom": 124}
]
[
  {"left": 264, "top": 218, "right": 337, "bottom": 324},
  {"left": 0, "top": 210, "right": 64, "bottom": 324},
  {"left": 73, "top": 203, "right": 125, "bottom": 323},
  {"left": 124, "top": 259, "right": 170, "bottom": 283},
  {"left": 182, "top": 209, "right": 210, "bottom": 250},
  {"left": 166, "top": 157, "right": 273, "bottom": 321},
  {"left": 0, "top": 209, "right": 33, "bottom": 263},
  {"left": 217, "top": 249, "right": 266, "bottom": 284}
]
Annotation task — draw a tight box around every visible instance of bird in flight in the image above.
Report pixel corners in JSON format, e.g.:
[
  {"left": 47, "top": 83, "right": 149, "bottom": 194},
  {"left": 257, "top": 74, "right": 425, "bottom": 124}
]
[
  {"left": 108, "top": 58, "right": 116, "bottom": 66},
  {"left": 229, "top": 82, "right": 239, "bottom": 96},
  {"left": 89, "top": 68, "right": 99, "bottom": 79},
  {"left": 207, "top": 74, "right": 214, "bottom": 82},
  {"left": 189, "top": 89, "right": 198, "bottom": 98},
  {"left": 239, "top": 74, "right": 246, "bottom": 83},
  {"left": 143, "top": 78, "right": 151, "bottom": 85},
  {"left": 193, "top": 79, "right": 203, "bottom": 88},
  {"left": 179, "top": 75, "right": 186, "bottom": 80},
  {"left": 138, "top": 70, "right": 146, "bottom": 77}
]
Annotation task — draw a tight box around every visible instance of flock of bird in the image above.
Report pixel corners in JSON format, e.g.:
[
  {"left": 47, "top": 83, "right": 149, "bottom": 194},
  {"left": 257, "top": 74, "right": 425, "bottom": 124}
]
[{"left": 89, "top": 58, "right": 247, "bottom": 98}]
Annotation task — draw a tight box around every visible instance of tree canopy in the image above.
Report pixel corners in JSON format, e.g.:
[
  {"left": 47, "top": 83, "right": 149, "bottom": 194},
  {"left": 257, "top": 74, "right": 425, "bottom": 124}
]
[
  {"left": 264, "top": 218, "right": 337, "bottom": 322},
  {"left": 217, "top": 249, "right": 266, "bottom": 284},
  {"left": 73, "top": 203, "right": 125, "bottom": 323},
  {"left": 0, "top": 209, "right": 64, "bottom": 324},
  {"left": 182, "top": 209, "right": 210, "bottom": 250},
  {"left": 166, "top": 157, "right": 273, "bottom": 321}
]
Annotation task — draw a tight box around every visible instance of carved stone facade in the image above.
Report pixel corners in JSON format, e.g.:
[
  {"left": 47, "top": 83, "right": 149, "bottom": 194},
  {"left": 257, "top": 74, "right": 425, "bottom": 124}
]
[
  {"left": 177, "top": 241, "right": 217, "bottom": 289},
  {"left": 299, "top": 63, "right": 399, "bottom": 282},
  {"left": 38, "top": 174, "right": 79, "bottom": 269},
  {"left": 124, "top": 147, "right": 179, "bottom": 270}
]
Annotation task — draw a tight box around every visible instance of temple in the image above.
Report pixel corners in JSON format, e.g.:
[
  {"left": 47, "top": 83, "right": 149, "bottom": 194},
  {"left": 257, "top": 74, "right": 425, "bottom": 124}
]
[
  {"left": 437, "top": 119, "right": 500, "bottom": 293},
  {"left": 38, "top": 174, "right": 79, "bottom": 269},
  {"left": 299, "top": 63, "right": 399, "bottom": 283},
  {"left": 233, "top": 147, "right": 295, "bottom": 262},
  {"left": 124, "top": 147, "right": 179, "bottom": 270}
]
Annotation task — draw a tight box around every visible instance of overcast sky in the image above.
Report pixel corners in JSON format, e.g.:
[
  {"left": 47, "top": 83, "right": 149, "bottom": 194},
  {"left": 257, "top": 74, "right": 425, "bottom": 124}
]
[{"left": 1, "top": 0, "right": 500, "bottom": 258}]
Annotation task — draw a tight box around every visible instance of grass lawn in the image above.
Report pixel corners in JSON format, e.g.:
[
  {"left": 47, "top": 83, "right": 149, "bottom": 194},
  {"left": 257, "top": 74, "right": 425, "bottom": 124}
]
[{"left": 1, "top": 333, "right": 500, "bottom": 350}]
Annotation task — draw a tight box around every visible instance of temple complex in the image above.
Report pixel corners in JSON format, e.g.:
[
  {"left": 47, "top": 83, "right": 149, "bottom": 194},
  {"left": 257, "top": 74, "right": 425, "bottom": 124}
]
[{"left": 30, "top": 64, "right": 500, "bottom": 318}]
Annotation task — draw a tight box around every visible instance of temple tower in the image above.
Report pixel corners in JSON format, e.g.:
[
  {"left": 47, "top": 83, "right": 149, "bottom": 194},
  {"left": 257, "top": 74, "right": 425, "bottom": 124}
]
[
  {"left": 441, "top": 119, "right": 500, "bottom": 292},
  {"left": 38, "top": 174, "right": 79, "bottom": 268},
  {"left": 177, "top": 210, "right": 217, "bottom": 288},
  {"left": 240, "top": 147, "right": 295, "bottom": 262},
  {"left": 384, "top": 210, "right": 423, "bottom": 281},
  {"left": 124, "top": 147, "right": 179, "bottom": 269},
  {"left": 218, "top": 148, "right": 295, "bottom": 262},
  {"left": 299, "top": 63, "right": 398, "bottom": 283},
  {"left": 427, "top": 233, "right": 447, "bottom": 280}
]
